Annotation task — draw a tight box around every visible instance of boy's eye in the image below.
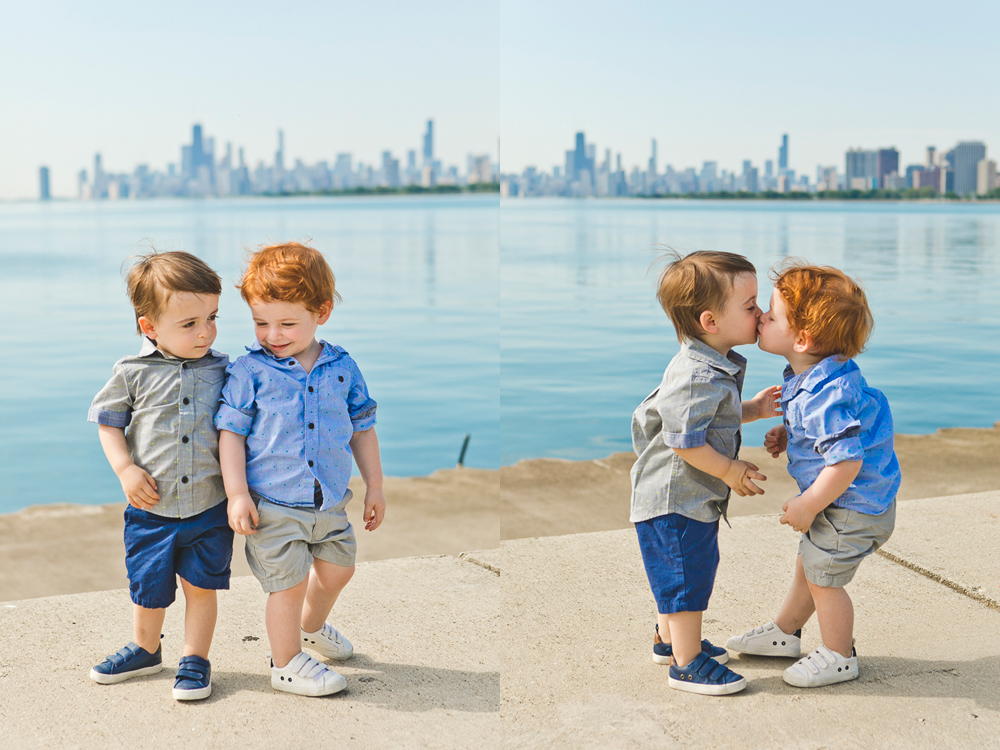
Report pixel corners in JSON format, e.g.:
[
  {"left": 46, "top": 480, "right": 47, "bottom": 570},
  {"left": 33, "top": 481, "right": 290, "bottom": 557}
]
[
  {"left": 209, "top": 314, "right": 218, "bottom": 321},
  {"left": 183, "top": 321, "right": 195, "bottom": 328}
]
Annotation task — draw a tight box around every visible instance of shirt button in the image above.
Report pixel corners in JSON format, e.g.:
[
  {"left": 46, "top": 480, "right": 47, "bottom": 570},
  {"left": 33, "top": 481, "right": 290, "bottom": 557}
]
[
  {"left": 338, "top": 375, "right": 344, "bottom": 382},
  {"left": 181, "top": 476, "right": 189, "bottom": 484},
  {"left": 308, "top": 386, "right": 314, "bottom": 392},
  {"left": 182, "top": 397, "right": 190, "bottom": 405},
  {"left": 309, "top": 423, "right": 315, "bottom": 429},
  {"left": 182, "top": 436, "right": 189, "bottom": 443},
  {"left": 308, "top": 460, "right": 314, "bottom": 467}
]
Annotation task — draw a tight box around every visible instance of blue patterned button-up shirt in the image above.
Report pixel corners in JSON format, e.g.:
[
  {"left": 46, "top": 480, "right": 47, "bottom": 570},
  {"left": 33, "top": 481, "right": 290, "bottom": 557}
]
[
  {"left": 781, "top": 356, "right": 900, "bottom": 515},
  {"left": 214, "top": 340, "right": 377, "bottom": 512}
]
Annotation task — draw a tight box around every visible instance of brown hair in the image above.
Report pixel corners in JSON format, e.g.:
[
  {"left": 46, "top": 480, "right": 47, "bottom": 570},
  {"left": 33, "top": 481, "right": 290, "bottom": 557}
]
[
  {"left": 771, "top": 261, "right": 872, "bottom": 359},
  {"left": 656, "top": 250, "right": 757, "bottom": 342},
  {"left": 237, "top": 242, "right": 340, "bottom": 312},
  {"left": 124, "top": 251, "right": 222, "bottom": 334}
]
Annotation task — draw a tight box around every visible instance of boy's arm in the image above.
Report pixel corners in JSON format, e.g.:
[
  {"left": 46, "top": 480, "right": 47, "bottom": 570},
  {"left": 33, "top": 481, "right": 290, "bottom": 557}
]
[
  {"left": 97, "top": 425, "right": 160, "bottom": 509},
  {"left": 219, "top": 430, "right": 258, "bottom": 535},
  {"left": 350, "top": 427, "right": 386, "bottom": 531},
  {"left": 742, "top": 385, "right": 782, "bottom": 424},
  {"left": 779, "top": 460, "right": 862, "bottom": 532},
  {"left": 673, "top": 444, "right": 766, "bottom": 497}
]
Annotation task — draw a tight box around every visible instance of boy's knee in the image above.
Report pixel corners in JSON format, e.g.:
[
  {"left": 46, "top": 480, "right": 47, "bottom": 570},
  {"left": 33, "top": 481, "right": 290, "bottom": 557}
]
[{"left": 315, "top": 561, "right": 355, "bottom": 586}]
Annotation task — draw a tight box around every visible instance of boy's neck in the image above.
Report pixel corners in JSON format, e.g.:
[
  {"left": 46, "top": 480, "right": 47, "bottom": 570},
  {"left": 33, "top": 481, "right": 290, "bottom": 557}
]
[
  {"left": 697, "top": 333, "right": 734, "bottom": 358},
  {"left": 785, "top": 350, "right": 825, "bottom": 375},
  {"left": 292, "top": 338, "right": 323, "bottom": 374}
]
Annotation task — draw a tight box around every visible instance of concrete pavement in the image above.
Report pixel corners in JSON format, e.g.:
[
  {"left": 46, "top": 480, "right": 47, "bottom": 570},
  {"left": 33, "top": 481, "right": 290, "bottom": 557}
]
[{"left": 1, "top": 491, "right": 998, "bottom": 748}]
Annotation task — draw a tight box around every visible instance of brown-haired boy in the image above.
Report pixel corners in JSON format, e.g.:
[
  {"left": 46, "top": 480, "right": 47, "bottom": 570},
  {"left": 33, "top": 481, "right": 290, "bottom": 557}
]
[
  {"left": 88, "top": 251, "right": 232, "bottom": 701},
  {"left": 216, "top": 242, "right": 385, "bottom": 697},
  {"left": 727, "top": 262, "right": 901, "bottom": 688},
  {"left": 631, "top": 250, "right": 781, "bottom": 695}
]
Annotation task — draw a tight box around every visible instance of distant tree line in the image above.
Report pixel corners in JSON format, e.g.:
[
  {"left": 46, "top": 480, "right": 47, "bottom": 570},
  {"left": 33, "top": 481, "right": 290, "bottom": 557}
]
[{"left": 636, "top": 186, "right": 998, "bottom": 201}]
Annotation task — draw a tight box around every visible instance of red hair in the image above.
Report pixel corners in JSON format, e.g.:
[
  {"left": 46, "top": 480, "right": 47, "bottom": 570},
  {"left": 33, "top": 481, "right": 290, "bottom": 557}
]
[
  {"left": 771, "top": 261, "right": 872, "bottom": 359},
  {"left": 237, "top": 242, "right": 341, "bottom": 312}
]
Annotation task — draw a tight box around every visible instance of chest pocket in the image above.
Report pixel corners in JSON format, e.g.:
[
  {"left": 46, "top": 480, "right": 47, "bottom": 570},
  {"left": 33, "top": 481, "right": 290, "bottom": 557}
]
[{"left": 194, "top": 369, "right": 226, "bottom": 409}]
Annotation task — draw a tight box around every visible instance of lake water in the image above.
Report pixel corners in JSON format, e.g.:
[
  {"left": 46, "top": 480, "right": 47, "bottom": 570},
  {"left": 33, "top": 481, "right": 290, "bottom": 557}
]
[{"left": 2, "top": 196, "right": 999, "bottom": 514}]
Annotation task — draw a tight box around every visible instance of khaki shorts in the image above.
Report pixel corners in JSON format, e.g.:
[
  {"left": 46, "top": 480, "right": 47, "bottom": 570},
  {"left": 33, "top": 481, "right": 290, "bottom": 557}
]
[
  {"left": 799, "top": 501, "right": 896, "bottom": 588},
  {"left": 245, "top": 491, "right": 356, "bottom": 593}
]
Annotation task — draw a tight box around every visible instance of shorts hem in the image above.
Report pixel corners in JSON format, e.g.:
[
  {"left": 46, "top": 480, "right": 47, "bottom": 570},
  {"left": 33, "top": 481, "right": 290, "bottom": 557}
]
[
  {"left": 803, "top": 568, "right": 856, "bottom": 588},
  {"left": 254, "top": 567, "right": 311, "bottom": 594},
  {"left": 176, "top": 573, "right": 232, "bottom": 591},
  {"left": 130, "top": 592, "right": 175, "bottom": 609},
  {"left": 312, "top": 547, "right": 356, "bottom": 568},
  {"left": 656, "top": 600, "right": 709, "bottom": 615}
]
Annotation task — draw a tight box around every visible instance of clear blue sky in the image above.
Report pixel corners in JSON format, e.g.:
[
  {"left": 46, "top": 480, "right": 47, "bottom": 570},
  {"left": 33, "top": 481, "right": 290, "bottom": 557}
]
[{"left": 2, "top": 1, "right": 998, "bottom": 198}]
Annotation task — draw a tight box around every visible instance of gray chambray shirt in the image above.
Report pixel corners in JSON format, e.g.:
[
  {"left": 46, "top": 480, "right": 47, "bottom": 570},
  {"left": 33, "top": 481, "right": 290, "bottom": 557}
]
[
  {"left": 630, "top": 338, "right": 747, "bottom": 524},
  {"left": 88, "top": 337, "right": 229, "bottom": 519}
]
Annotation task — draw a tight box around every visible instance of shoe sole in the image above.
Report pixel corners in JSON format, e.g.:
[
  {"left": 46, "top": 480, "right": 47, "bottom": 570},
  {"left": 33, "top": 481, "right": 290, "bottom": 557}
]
[
  {"left": 173, "top": 682, "right": 212, "bottom": 700},
  {"left": 654, "top": 652, "right": 729, "bottom": 665},
  {"left": 725, "top": 638, "right": 800, "bottom": 658},
  {"left": 783, "top": 668, "right": 858, "bottom": 688},
  {"left": 271, "top": 674, "right": 347, "bottom": 697},
  {"left": 668, "top": 675, "right": 747, "bottom": 695},
  {"left": 89, "top": 663, "right": 163, "bottom": 684},
  {"left": 302, "top": 646, "right": 354, "bottom": 661}
]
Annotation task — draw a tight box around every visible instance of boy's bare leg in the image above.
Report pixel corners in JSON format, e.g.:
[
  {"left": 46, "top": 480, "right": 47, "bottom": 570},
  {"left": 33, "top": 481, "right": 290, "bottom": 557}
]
[
  {"left": 656, "top": 612, "right": 671, "bottom": 644},
  {"left": 133, "top": 604, "right": 166, "bottom": 654},
  {"left": 774, "top": 554, "right": 816, "bottom": 635},
  {"left": 301, "top": 560, "right": 355, "bottom": 633},
  {"left": 267, "top": 577, "right": 310, "bottom": 668},
  {"left": 807, "top": 581, "right": 854, "bottom": 657},
  {"left": 179, "top": 578, "right": 217, "bottom": 658},
  {"left": 666, "top": 611, "right": 703, "bottom": 667}
]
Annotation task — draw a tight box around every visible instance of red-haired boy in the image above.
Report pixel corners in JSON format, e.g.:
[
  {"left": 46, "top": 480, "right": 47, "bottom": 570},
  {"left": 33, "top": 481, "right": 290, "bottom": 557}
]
[
  {"left": 216, "top": 242, "right": 386, "bottom": 696},
  {"left": 727, "top": 262, "right": 901, "bottom": 687}
]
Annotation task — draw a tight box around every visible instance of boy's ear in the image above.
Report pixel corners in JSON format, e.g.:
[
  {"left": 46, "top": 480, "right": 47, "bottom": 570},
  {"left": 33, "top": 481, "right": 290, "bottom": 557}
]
[
  {"left": 137, "top": 316, "right": 157, "bottom": 340},
  {"left": 316, "top": 300, "right": 333, "bottom": 325},
  {"left": 698, "top": 310, "right": 718, "bottom": 335},
  {"left": 793, "top": 329, "right": 814, "bottom": 354}
]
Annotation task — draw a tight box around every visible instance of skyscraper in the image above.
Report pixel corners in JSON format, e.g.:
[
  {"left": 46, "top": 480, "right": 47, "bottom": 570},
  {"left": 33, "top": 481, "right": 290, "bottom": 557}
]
[
  {"left": 953, "top": 141, "right": 987, "bottom": 196},
  {"left": 38, "top": 167, "right": 50, "bottom": 200},
  {"left": 275, "top": 129, "right": 285, "bottom": 173},
  {"left": 649, "top": 139, "right": 658, "bottom": 178},
  {"left": 423, "top": 120, "right": 434, "bottom": 165},
  {"left": 778, "top": 134, "right": 789, "bottom": 171},
  {"left": 845, "top": 149, "right": 877, "bottom": 190},
  {"left": 875, "top": 148, "right": 899, "bottom": 188}
]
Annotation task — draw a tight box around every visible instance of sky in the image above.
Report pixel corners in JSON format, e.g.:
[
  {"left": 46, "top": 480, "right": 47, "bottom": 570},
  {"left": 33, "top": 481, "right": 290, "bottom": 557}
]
[{"left": 2, "top": 1, "right": 999, "bottom": 198}]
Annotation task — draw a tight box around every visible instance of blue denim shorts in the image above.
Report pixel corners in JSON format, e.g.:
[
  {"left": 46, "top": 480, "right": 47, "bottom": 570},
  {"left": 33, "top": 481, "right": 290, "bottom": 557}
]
[
  {"left": 635, "top": 513, "right": 720, "bottom": 614},
  {"left": 124, "top": 501, "right": 234, "bottom": 609}
]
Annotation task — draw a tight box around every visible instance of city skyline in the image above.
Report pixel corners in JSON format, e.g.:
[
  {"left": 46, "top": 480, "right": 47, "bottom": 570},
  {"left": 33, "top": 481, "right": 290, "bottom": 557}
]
[{"left": 4, "top": 2, "right": 1000, "bottom": 198}]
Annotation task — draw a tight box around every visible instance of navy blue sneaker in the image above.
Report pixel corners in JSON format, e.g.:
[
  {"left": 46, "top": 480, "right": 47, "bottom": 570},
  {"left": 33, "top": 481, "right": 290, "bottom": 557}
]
[
  {"left": 173, "top": 655, "right": 212, "bottom": 701},
  {"left": 90, "top": 642, "right": 163, "bottom": 684},
  {"left": 653, "top": 624, "right": 729, "bottom": 665},
  {"left": 668, "top": 651, "right": 747, "bottom": 695}
]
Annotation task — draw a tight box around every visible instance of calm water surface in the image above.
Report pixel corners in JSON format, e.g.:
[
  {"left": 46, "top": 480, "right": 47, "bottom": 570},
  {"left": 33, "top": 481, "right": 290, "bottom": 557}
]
[{"left": 2, "top": 196, "right": 999, "bottom": 514}]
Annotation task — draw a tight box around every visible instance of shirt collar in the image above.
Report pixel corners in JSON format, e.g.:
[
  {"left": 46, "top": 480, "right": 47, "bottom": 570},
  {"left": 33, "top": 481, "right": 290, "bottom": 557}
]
[
  {"left": 137, "top": 336, "right": 224, "bottom": 364},
  {"left": 247, "top": 339, "right": 345, "bottom": 367},
  {"left": 783, "top": 355, "right": 857, "bottom": 396},
  {"left": 681, "top": 337, "right": 747, "bottom": 375}
]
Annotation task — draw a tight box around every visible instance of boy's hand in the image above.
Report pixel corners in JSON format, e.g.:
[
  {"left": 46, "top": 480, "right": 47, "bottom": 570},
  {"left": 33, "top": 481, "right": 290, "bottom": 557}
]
[
  {"left": 779, "top": 495, "right": 816, "bottom": 533},
  {"left": 764, "top": 425, "right": 788, "bottom": 458},
  {"left": 363, "top": 487, "right": 386, "bottom": 531},
  {"left": 118, "top": 465, "right": 160, "bottom": 509},
  {"left": 722, "top": 460, "right": 766, "bottom": 497},
  {"left": 228, "top": 493, "right": 259, "bottom": 535},
  {"left": 748, "top": 385, "right": 782, "bottom": 421}
]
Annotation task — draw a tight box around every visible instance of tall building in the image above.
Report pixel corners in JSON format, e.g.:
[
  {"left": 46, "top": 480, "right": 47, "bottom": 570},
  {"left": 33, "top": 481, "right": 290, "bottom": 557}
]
[
  {"left": 953, "top": 141, "right": 986, "bottom": 196},
  {"left": 875, "top": 148, "right": 899, "bottom": 188},
  {"left": 423, "top": 120, "right": 434, "bottom": 165},
  {"left": 649, "top": 139, "right": 658, "bottom": 178},
  {"left": 275, "top": 129, "right": 285, "bottom": 173},
  {"left": 778, "top": 134, "right": 789, "bottom": 171},
  {"left": 39, "top": 166, "right": 50, "bottom": 201},
  {"left": 977, "top": 159, "right": 997, "bottom": 195},
  {"left": 845, "top": 148, "right": 877, "bottom": 190}
]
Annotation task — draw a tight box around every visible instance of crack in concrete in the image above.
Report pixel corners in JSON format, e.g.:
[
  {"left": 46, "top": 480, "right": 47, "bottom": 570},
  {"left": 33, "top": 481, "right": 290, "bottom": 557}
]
[
  {"left": 876, "top": 548, "right": 1000, "bottom": 612},
  {"left": 458, "top": 553, "right": 501, "bottom": 576}
]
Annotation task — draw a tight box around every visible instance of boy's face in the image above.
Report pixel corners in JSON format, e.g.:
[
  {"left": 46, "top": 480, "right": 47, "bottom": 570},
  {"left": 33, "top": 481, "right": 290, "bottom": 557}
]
[
  {"left": 711, "top": 272, "right": 761, "bottom": 350},
  {"left": 757, "top": 288, "right": 800, "bottom": 358},
  {"left": 249, "top": 299, "right": 332, "bottom": 360},
  {"left": 138, "top": 292, "right": 219, "bottom": 359}
]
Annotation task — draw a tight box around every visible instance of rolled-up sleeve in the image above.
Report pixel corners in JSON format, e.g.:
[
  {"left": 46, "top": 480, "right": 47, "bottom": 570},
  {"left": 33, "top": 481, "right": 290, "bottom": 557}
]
[
  {"left": 802, "top": 387, "right": 864, "bottom": 466},
  {"left": 346, "top": 364, "right": 377, "bottom": 432},
  {"left": 659, "top": 375, "right": 714, "bottom": 449},
  {"left": 214, "top": 361, "right": 257, "bottom": 436},
  {"left": 88, "top": 364, "right": 133, "bottom": 428}
]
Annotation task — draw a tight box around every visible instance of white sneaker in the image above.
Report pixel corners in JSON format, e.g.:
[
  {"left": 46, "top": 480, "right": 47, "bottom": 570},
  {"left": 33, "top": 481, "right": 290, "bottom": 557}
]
[
  {"left": 271, "top": 652, "right": 347, "bottom": 696},
  {"left": 726, "top": 622, "right": 802, "bottom": 657},
  {"left": 783, "top": 645, "right": 858, "bottom": 688},
  {"left": 301, "top": 623, "right": 353, "bottom": 660}
]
